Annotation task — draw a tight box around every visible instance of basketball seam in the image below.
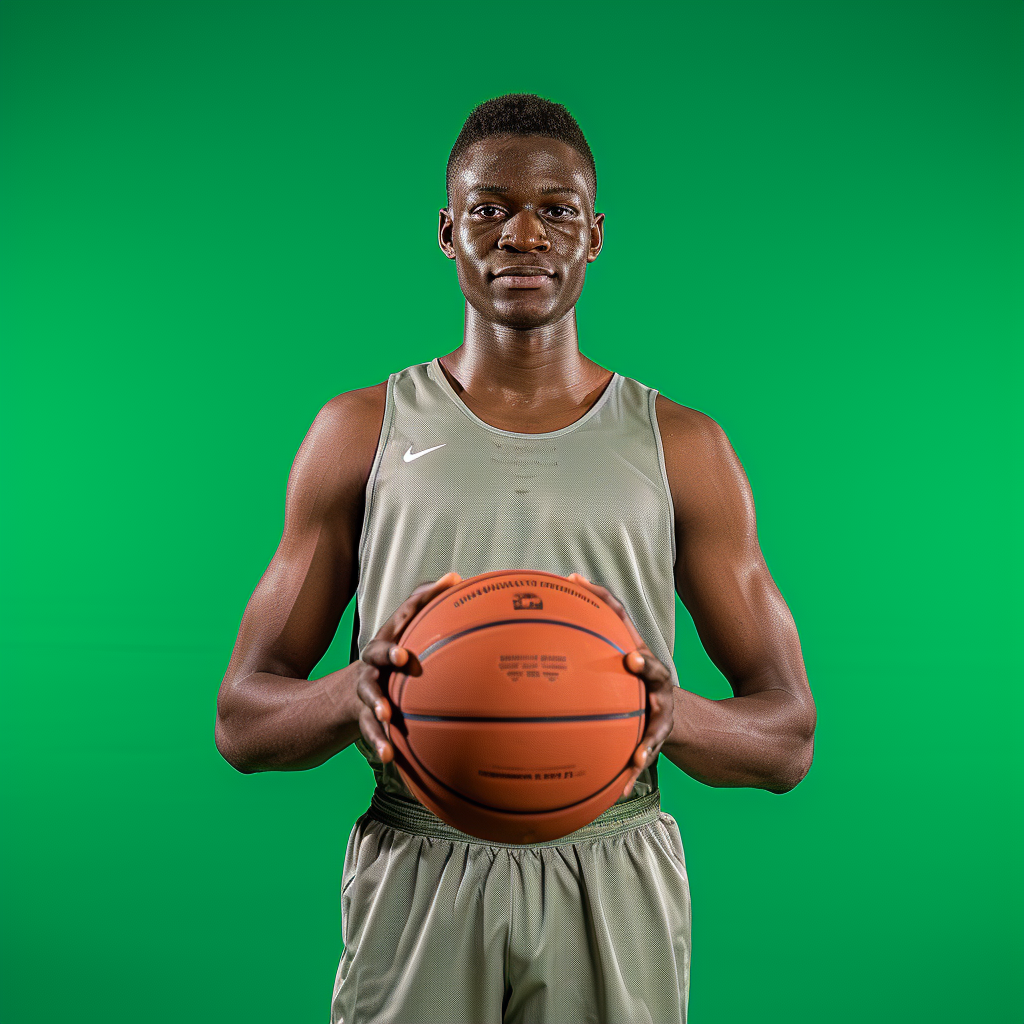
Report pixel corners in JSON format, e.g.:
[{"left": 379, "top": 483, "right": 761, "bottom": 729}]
[{"left": 416, "top": 617, "right": 628, "bottom": 662}]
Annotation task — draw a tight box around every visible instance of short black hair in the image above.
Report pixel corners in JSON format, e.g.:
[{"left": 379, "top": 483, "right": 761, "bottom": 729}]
[{"left": 446, "top": 93, "right": 597, "bottom": 209}]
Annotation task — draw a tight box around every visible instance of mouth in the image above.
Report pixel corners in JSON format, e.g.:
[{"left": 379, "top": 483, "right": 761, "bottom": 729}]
[{"left": 490, "top": 266, "right": 555, "bottom": 289}]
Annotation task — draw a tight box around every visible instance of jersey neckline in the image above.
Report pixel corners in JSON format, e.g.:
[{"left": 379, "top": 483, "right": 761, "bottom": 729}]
[{"left": 428, "top": 357, "right": 620, "bottom": 440}]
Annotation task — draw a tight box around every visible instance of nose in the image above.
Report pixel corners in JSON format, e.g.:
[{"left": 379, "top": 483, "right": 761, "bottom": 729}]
[{"left": 497, "top": 210, "right": 550, "bottom": 253}]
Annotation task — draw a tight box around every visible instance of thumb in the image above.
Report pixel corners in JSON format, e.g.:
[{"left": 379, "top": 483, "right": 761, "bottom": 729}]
[{"left": 627, "top": 650, "right": 645, "bottom": 673}]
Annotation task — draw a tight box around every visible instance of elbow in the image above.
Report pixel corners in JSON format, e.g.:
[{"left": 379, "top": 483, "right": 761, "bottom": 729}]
[
  {"left": 215, "top": 715, "right": 258, "bottom": 775},
  {"left": 770, "top": 709, "right": 817, "bottom": 794},
  {"left": 770, "top": 733, "right": 815, "bottom": 794}
]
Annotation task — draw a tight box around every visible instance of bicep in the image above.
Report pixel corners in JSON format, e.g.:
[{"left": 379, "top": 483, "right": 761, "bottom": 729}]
[
  {"left": 221, "top": 400, "right": 369, "bottom": 689},
  {"left": 672, "top": 418, "right": 809, "bottom": 701}
]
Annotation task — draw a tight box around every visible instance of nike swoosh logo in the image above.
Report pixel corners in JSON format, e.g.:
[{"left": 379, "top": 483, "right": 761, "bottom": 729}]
[{"left": 403, "top": 443, "right": 447, "bottom": 463}]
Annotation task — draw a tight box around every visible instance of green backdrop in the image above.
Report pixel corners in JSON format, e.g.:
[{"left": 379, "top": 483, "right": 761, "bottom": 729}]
[{"left": 3, "top": 1, "right": 1021, "bottom": 1021}]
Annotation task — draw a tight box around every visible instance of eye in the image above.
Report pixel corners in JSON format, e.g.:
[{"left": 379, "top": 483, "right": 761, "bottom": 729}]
[
  {"left": 472, "top": 204, "right": 505, "bottom": 219},
  {"left": 544, "top": 205, "right": 577, "bottom": 220}
]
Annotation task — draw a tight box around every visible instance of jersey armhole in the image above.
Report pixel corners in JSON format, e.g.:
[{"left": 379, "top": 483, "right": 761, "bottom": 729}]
[
  {"left": 352, "top": 372, "right": 397, "bottom": 659},
  {"left": 648, "top": 388, "right": 677, "bottom": 568}
]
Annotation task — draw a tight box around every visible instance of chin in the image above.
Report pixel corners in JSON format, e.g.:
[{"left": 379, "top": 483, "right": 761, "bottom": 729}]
[{"left": 491, "top": 298, "right": 567, "bottom": 328}]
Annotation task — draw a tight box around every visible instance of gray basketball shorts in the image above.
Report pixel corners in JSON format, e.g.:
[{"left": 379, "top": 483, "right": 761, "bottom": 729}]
[{"left": 330, "top": 787, "right": 691, "bottom": 1024}]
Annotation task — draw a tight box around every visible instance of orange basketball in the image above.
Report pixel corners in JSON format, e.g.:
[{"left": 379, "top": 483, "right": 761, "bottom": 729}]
[{"left": 385, "top": 569, "right": 646, "bottom": 844}]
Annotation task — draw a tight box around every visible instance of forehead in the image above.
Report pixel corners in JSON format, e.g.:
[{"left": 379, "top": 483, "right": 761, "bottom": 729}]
[{"left": 451, "top": 135, "right": 593, "bottom": 204}]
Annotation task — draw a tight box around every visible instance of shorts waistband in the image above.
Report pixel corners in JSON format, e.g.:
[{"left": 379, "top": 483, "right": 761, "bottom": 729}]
[{"left": 366, "top": 787, "right": 663, "bottom": 848}]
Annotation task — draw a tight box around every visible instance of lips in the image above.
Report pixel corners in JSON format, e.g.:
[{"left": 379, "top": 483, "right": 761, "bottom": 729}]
[
  {"left": 490, "top": 266, "right": 555, "bottom": 289},
  {"left": 491, "top": 266, "right": 554, "bottom": 278}
]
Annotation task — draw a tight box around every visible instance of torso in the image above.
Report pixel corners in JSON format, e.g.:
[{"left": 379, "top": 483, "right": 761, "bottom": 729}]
[{"left": 337, "top": 366, "right": 705, "bottom": 558}]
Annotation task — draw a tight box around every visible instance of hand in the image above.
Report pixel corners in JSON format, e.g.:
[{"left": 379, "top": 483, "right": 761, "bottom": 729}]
[
  {"left": 352, "top": 571, "right": 463, "bottom": 763},
  {"left": 567, "top": 573, "right": 676, "bottom": 798}
]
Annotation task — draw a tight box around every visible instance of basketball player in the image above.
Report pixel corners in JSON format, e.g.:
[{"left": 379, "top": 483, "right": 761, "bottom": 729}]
[{"left": 215, "top": 94, "right": 816, "bottom": 1024}]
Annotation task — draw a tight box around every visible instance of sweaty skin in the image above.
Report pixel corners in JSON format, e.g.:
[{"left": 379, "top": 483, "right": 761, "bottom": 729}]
[{"left": 215, "top": 134, "right": 816, "bottom": 798}]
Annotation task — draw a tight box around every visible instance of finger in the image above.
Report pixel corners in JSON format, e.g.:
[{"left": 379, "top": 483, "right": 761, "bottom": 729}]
[
  {"left": 568, "top": 572, "right": 625, "bottom": 613},
  {"left": 623, "top": 726, "right": 666, "bottom": 790},
  {"left": 631, "top": 694, "right": 675, "bottom": 768},
  {"left": 377, "top": 572, "right": 463, "bottom": 644},
  {"left": 622, "top": 767, "right": 643, "bottom": 798},
  {"left": 632, "top": 742, "right": 655, "bottom": 772},
  {"left": 624, "top": 646, "right": 674, "bottom": 693},
  {"left": 362, "top": 638, "right": 412, "bottom": 671},
  {"left": 620, "top": 736, "right": 653, "bottom": 797},
  {"left": 362, "top": 575, "right": 461, "bottom": 680},
  {"left": 355, "top": 667, "right": 391, "bottom": 719},
  {"left": 361, "top": 641, "right": 421, "bottom": 678},
  {"left": 358, "top": 703, "right": 394, "bottom": 762}
]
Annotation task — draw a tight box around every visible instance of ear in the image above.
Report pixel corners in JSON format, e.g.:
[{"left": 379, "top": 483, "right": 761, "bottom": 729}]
[
  {"left": 587, "top": 211, "right": 605, "bottom": 263},
  {"left": 438, "top": 208, "right": 456, "bottom": 259}
]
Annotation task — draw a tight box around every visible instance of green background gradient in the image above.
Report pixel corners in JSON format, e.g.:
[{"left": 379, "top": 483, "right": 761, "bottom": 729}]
[{"left": 2, "top": 1, "right": 1021, "bottom": 1021}]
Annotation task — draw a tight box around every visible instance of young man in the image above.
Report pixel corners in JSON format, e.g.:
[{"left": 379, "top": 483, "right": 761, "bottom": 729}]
[{"left": 215, "top": 93, "right": 816, "bottom": 1024}]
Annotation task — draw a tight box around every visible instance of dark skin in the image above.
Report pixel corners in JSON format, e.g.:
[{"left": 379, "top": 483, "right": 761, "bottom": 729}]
[{"left": 215, "top": 134, "right": 815, "bottom": 799}]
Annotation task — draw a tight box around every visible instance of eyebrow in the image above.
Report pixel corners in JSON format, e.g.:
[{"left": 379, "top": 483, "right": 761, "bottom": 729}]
[{"left": 467, "top": 184, "right": 583, "bottom": 199}]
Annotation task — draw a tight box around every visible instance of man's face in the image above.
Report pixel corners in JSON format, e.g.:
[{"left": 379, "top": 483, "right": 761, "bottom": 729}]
[{"left": 439, "top": 135, "right": 604, "bottom": 330}]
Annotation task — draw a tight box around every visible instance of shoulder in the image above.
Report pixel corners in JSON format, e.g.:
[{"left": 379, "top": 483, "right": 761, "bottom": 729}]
[
  {"left": 653, "top": 393, "right": 751, "bottom": 524},
  {"left": 318, "top": 380, "right": 389, "bottom": 443},
  {"left": 287, "top": 380, "right": 389, "bottom": 517},
  {"left": 654, "top": 392, "right": 734, "bottom": 460}
]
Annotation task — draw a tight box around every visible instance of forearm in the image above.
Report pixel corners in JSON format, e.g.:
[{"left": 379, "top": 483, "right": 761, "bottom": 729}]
[
  {"left": 660, "top": 686, "right": 816, "bottom": 793},
  {"left": 215, "top": 663, "right": 362, "bottom": 774}
]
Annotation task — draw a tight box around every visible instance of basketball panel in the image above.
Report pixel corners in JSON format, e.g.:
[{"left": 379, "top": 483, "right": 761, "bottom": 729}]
[
  {"left": 397, "top": 621, "right": 645, "bottom": 718},
  {"left": 403, "top": 714, "right": 645, "bottom": 813}
]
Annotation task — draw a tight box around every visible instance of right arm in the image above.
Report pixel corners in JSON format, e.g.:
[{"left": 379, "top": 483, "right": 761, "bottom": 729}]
[{"left": 215, "top": 383, "right": 394, "bottom": 774}]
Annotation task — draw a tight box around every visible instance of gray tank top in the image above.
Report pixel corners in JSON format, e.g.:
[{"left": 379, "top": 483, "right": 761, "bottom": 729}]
[{"left": 349, "top": 357, "right": 678, "bottom": 807}]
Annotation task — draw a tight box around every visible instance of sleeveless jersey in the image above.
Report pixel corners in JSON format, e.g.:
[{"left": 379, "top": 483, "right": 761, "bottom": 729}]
[{"left": 349, "top": 357, "right": 679, "bottom": 806}]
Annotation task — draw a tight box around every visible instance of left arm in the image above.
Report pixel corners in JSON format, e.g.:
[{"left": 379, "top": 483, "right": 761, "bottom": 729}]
[
  {"left": 575, "top": 398, "right": 816, "bottom": 796},
  {"left": 657, "top": 398, "right": 816, "bottom": 793}
]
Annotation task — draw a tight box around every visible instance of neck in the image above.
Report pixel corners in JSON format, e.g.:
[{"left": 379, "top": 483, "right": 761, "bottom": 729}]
[{"left": 441, "top": 303, "right": 598, "bottom": 403}]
